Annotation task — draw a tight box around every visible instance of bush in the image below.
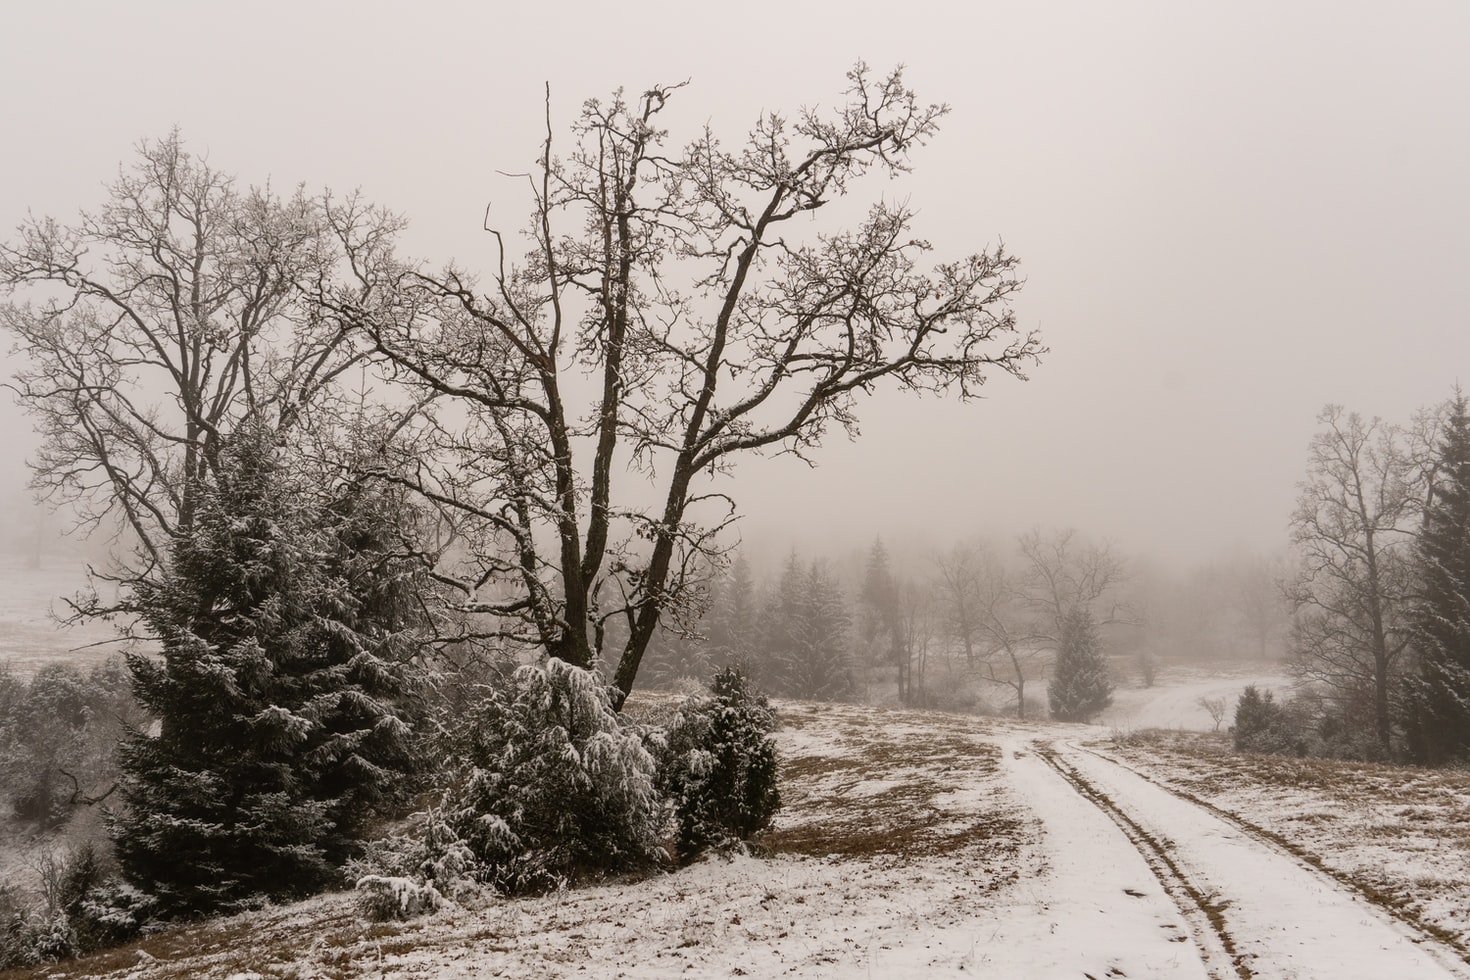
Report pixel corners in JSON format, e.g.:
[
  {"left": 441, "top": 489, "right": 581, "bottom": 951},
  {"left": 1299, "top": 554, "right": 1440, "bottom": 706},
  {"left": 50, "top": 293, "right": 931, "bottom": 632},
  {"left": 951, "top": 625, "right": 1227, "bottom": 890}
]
[
  {"left": 346, "top": 807, "right": 480, "bottom": 916},
  {"left": 0, "top": 843, "right": 149, "bottom": 969},
  {"left": 354, "top": 876, "right": 444, "bottom": 921},
  {"left": 0, "top": 660, "right": 141, "bottom": 830},
  {"left": 432, "top": 658, "right": 664, "bottom": 894},
  {"left": 657, "top": 668, "right": 781, "bottom": 861},
  {"left": 1232, "top": 685, "right": 1303, "bottom": 756}
]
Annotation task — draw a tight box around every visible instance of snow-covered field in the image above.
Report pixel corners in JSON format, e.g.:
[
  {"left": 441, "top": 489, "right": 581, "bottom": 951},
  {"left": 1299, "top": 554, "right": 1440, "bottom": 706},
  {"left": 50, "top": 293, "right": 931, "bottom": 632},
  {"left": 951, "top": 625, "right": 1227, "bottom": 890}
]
[
  {"left": 14, "top": 691, "right": 1470, "bottom": 980},
  {"left": 1096, "top": 663, "right": 1295, "bottom": 733},
  {"left": 0, "top": 556, "right": 122, "bottom": 677}
]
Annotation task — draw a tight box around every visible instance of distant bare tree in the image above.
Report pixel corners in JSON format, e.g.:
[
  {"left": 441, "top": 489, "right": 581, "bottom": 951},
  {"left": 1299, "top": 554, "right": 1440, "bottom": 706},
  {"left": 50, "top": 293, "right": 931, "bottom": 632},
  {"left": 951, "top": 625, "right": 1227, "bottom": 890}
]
[
  {"left": 1017, "top": 527, "right": 1131, "bottom": 638},
  {"left": 323, "top": 66, "right": 1044, "bottom": 705},
  {"left": 1198, "top": 696, "right": 1228, "bottom": 733},
  {"left": 968, "top": 544, "right": 1046, "bottom": 719},
  {"left": 1018, "top": 528, "right": 1129, "bottom": 720},
  {"left": 1137, "top": 651, "right": 1158, "bottom": 688},
  {"left": 1230, "top": 555, "right": 1291, "bottom": 660},
  {"left": 1286, "top": 405, "right": 1425, "bottom": 754},
  {"left": 933, "top": 542, "right": 984, "bottom": 668},
  {"left": 895, "top": 579, "right": 935, "bottom": 706}
]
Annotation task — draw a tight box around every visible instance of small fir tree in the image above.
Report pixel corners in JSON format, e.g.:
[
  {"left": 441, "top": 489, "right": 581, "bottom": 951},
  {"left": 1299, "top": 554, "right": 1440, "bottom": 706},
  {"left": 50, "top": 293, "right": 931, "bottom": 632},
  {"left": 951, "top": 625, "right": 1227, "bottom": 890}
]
[
  {"left": 704, "top": 554, "right": 757, "bottom": 669},
  {"left": 860, "top": 538, "right": 902, "bottom": 670},
  {"left": 754, "top": 552, "right": 807, "bottom": 693},
  {"left": 1406, "top": 393, "right": 1470, "bottom": 764},
  {"left": 112, "top": 428, "right": 425, "bottom": 916},
  {"left": 1048, "top": 606, "right": 1113, "bottom": 722},
  {"left": 658, "top": 667, "right": 781, "bottom": 860},
  {"left": 1232, "top": 685, "right": 1302, "bottom": 756}
]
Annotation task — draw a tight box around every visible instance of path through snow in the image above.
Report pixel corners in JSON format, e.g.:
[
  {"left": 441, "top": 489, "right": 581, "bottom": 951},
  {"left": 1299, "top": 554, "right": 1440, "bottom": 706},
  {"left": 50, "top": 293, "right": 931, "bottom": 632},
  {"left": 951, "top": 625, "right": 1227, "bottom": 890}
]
[
  {"left": 1028, "top": 737, "right": 1470, "bottom": 979},
  {"left": 983, "top": 736, "right": 1217, "bottom": 978}
]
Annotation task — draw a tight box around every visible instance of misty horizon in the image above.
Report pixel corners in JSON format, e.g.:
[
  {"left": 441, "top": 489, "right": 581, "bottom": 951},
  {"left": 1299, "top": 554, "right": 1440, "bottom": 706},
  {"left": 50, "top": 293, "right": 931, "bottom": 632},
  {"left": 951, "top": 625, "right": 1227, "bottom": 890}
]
[{"left": 3, "top": 2, "right": 1467, "bottom": 572}]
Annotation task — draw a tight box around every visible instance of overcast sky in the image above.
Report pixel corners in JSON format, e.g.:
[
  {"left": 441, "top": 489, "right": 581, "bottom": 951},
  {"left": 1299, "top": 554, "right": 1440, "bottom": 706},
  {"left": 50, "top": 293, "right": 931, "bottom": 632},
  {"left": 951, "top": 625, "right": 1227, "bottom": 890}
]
[{"left": 2, "top": 1, "right": 1467, "bottom": 569}]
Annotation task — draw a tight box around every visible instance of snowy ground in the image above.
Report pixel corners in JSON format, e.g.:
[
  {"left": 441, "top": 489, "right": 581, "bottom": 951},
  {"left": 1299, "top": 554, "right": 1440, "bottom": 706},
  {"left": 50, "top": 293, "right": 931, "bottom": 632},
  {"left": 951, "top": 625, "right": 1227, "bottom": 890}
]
[
  {"left": 14, "top": 688, "right": 1470, "bottom": 980},
  {"left": 1103, "top": 729, "right": 1470, "bottom": 956},
  {"left": 0, "top": 556, "right": 123, "bottom": 678},
  {"left": 1095, "top": 664, "right": 1295, "bottom": 733},
  {"left": 1051, "top": 737, "right": 1466, "bottom": 977}
]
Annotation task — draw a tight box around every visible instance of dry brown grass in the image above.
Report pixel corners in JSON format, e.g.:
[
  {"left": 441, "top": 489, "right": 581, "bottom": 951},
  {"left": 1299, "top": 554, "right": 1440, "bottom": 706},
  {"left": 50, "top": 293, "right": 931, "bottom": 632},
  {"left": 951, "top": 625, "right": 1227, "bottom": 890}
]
[{"left": 761, "top": 702, "right": 1025, "bottom": 863}]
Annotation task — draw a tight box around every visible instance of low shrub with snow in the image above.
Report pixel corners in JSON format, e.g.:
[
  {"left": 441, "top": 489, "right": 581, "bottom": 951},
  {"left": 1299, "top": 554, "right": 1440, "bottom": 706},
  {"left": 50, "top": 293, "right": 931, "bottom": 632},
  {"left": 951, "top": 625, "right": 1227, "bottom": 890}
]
[
  {"left": 0, "top": 842, "right": 151, "bottom": 968},
  {"left": 354, "top": 875, "right": 444, "bottom": 921},
  {"left": 429, "top": 658, "right": 665, "bottom": 894},
  {"left": 657, "top": 666, "right": 781, "bottom": 861},
  {"left": 352, "top": 662, "right": 785, "bottom": 907}
]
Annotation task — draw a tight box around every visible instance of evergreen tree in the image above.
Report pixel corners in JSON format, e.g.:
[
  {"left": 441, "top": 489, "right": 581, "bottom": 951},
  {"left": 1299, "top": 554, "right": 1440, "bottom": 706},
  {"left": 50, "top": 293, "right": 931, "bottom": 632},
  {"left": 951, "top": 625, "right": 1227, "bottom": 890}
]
[
  {"left": 704, "top": 554, "right": 757, "bottom": 669},
  {"left": 784, "top": 562, "right": 853, "bottom": 700},
  {"left": 754, "top": 552, "right": 806, "bottom": 693},
  {"left": 639, "top": 621, "right": 713, "bottom": 689},
  {"left": 1406, "top": 393, "right": 1470, "bottom": 764},
  {"left": 1048, "top": 606, "right": 1113, "bottom": 722},
  {"left": 432, "top": 658, "right": 664, "bottom": 894},
  {"left": 658, "top": 666, "right": 781, "bottom": 860},
  {"left": 112, "top": 428, "right": 425, "bottom": 916},
  {"left": 860, "top": 538, "right": 907, "bottom": 699},
  {"left": 859, "top": 538, "right": 901, "bottom": 667}
]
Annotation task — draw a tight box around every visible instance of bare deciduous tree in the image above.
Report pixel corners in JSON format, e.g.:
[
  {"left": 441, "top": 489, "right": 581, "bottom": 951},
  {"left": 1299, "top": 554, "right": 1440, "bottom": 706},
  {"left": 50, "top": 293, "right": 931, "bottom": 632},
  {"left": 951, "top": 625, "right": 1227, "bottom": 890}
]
[
  {"left": 0, "top": 133, "right": 387, "bottom": 606},
  {"left": 1017, "top": 527, "right": 1130, "bottom": 638},
  {"left": 968, "top": 544, "right": 1046, "bottom": 719},
  {"left": 1286, "top": 405, "right": 1426, "bottom": 753},
  {"left": 325, "top": 66, "right": 1044, "bottom": 704},
  {"left": 933, "top": 542, "right": 984, "bottom": 668},
  {"left": 1198, "top": 695, "right": 1228, "bottom": 733}
]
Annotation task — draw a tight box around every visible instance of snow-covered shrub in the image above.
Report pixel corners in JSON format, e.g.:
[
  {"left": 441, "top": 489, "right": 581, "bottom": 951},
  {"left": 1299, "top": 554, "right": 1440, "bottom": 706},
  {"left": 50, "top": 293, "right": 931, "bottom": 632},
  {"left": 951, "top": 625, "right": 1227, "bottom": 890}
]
[
  {"left": 354, "top": 876, "right": 444, "bottom": 921},
  {"left": 73, "top": 879, "right": 155, "bottom": 949},
  {"left": 657, "top": 667, "right": 780, "bottom": 861},
  {"left": 0, "top": 907, "right": 74, "bottom": 968},
  {"left": 0, "top": 846, "right": 136, "bottom": 975},
  {"left": 0, "top": 843, "right": 150, "bottom": 968},
  {"left": 0, "top": 881, "right": 50, "bottom": 969},
  {"left": 347, "top": 805, "right": 481, "bottom": 911},
  {"left": 435, "top": 658, "right": 665, "bottom": 893},
  {"left": 1232, "top": 685, "right": 1304, "bottom": 756}
]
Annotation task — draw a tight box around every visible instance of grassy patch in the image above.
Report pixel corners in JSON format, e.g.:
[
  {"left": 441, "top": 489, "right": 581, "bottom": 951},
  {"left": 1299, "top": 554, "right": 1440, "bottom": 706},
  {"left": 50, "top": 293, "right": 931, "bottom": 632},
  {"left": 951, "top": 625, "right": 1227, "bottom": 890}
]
[{"left": 763, "top": 702, "right": 1022, "bottom": 862}]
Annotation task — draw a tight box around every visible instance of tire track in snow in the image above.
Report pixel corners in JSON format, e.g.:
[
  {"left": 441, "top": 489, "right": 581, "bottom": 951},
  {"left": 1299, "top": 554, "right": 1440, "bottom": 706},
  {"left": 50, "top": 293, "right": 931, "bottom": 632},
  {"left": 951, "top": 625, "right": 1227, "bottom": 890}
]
[
  {"left": 1042, "top": 739, "right": 1470, "bottom": 979},
  {"left": 991, "top": 739, "right": 1220, "bottom": 979},
  {"left": 1034, "top": 742, "right": 1249, "bottom": 979},
  {"left": 1078, "top": 740, "right": 1470, "bottom": 963}
]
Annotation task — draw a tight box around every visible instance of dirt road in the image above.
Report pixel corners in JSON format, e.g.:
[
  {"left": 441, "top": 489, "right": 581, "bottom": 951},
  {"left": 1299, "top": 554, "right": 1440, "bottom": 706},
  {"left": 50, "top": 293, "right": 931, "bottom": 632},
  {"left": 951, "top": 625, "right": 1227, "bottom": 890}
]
[{"left": 1003, "top": 734, "right": 1470, "bottom": 979}]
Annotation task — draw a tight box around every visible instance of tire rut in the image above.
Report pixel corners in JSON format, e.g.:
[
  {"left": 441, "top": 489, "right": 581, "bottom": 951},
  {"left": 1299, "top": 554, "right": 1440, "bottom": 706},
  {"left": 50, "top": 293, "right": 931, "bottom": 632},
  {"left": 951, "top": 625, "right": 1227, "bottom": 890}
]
[
  {"left": 1034, "top": 740, "right": 1252, "bottom": 979},
  {"left": 1074, "top": 741, "right": 1470, "bottom": 967}
]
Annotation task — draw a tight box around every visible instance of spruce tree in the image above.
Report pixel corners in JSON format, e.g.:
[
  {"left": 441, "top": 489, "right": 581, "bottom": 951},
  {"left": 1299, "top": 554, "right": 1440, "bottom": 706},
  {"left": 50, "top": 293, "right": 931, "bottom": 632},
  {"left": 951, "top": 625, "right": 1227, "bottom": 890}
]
[
  {"left": 1048, "top": 606, "right": 1113, "bottom": 722},
  {"left": 784, "top": 562, "right": 853, "bottom": 700},
  {"left": 860, "top": 538, "right": 901, "bottom": 667},
  {"left": 1406, "top": 393, "right": 1470, "bottom": 764},
  {"left": 704, "top": 554, "right": 757, "bottom": 669},
  {"left": 112, "top": 428, "right": 425, "bottom": 916},
  {"left": 755, "top": 552, "right": 806, "bottom": 694}
]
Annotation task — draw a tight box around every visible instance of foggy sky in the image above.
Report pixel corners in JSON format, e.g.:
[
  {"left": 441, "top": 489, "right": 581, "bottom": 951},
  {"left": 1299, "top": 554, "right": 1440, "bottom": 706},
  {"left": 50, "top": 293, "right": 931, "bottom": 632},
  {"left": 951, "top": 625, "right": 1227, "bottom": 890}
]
[{"left": 3, "top": 1, "right": 1467, "bottom": 568}]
